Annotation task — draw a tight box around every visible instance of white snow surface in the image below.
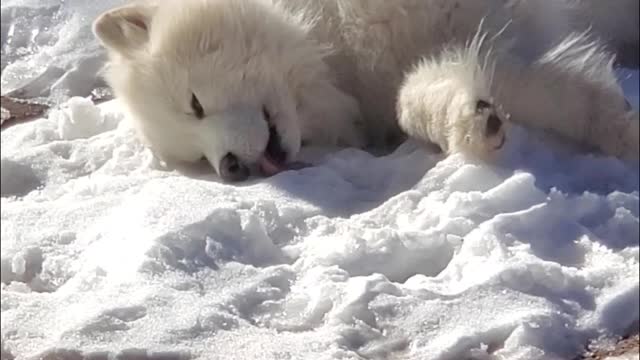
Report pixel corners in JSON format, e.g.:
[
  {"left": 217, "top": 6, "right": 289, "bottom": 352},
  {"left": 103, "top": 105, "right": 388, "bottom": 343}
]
[
  {"left": 605, "top": 355, "right": 640, "bottom": 360},
  {"left": 1, "top": 0, "right": 126, "bottom": 101},
  {"left": 1, "top": 95, "right": 639, "bottom": 359},
  {"left": 1, "top": 1, "right": 640, "bottom": 359}
]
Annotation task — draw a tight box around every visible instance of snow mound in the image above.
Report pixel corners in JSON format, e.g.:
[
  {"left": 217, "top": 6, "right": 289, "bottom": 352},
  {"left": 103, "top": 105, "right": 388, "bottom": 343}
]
[
  {"left": 1, "top": 0, "right": 126, "bottom": 102},
  {"left": 606, "top": 355, "right": 640, "bottom": 360},
  {"left": 1, "top": 97, "right": 638, "bottom": 359}
]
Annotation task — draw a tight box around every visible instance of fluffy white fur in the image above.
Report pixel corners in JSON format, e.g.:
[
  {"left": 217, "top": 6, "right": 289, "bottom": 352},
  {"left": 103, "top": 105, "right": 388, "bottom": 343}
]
[
  {"left": 569, "top": 0, "right": 639, "bottom": 67},
  {"left": 397, "top": 32, "right": 510, "bottom": 160},
  {"left": 93, "top": 0, "right": 639, "bottom": 181},
  {"left": 399, "top": 29, "right": 639, "bottom": 160},
  {"left": 93, "top": 0, "right": 361, "bottom": 180}
]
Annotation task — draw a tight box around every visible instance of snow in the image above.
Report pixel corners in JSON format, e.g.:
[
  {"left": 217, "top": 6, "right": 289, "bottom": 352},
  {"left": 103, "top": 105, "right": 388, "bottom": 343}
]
[
  {"left": 1, "top": 0, "right": 126, "bottom": 102},
  {"left": 1, "top": 96, "right": 639, "bottom": 359},
  {"left": 606, "top": 355, "right": 640, "bottom": 360},
  {"left": 1, "top": 1, "right": 639, "bottom": 360}
]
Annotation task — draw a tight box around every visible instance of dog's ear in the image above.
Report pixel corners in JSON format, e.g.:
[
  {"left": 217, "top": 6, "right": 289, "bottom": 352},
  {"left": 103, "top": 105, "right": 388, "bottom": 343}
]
[{"left": 93, "top": 3, "right": 157, "bottom": 57}]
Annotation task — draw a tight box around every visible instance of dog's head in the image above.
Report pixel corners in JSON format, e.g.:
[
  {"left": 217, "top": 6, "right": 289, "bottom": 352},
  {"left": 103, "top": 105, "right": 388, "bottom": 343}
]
[{"left": 93, "top": 0, "right": 325, "bottom": 182}]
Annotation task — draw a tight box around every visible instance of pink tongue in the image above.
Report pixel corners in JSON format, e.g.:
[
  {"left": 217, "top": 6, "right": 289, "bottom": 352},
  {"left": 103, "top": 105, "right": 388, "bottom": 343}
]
[
  {"left": 258, "top": 155, "right": 286, "bottom": 177},
  {"left": 258, "top": 155, "right": 312, "bottom": 177}
]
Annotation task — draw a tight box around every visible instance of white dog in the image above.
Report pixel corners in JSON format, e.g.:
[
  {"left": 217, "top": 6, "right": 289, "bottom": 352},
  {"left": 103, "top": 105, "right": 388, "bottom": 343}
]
[
  {"left": 93, "top": 0, "right": 639, "bottom": 182},
  {"left": 397, "top": 29, "right": 639, "bottom": 161}
]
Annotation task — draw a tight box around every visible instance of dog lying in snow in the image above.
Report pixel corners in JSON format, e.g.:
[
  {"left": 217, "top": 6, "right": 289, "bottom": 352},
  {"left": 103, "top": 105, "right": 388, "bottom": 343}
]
[{"left": 93, "top": 0, "right": 639, "bottom": 182}]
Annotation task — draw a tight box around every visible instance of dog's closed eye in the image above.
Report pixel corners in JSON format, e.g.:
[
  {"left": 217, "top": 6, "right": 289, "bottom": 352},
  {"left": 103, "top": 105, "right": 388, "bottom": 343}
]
[{"left": 191, "top": 93, "right": 204, "bottom": 119}]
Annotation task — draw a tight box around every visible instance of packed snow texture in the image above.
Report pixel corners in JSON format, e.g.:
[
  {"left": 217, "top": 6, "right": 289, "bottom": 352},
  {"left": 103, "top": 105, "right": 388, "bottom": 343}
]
[
  {"left": 1, "top": 0, "right": 126, "bottom": 102},
  {"left": 606, "top": 355, "right": 640, "bottom": 360},
  {"left": 1, "top": 0, "right": 640, "bottom": 359},
  {"left": 1, "top": 90, "right": 639, "bottom": 359}
]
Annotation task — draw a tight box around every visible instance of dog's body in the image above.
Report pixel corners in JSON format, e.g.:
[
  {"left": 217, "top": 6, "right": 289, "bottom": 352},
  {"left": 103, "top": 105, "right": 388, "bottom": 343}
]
[
  {"left": 93, "top": 0, "right": 638, "bottom": 182},
  {"left": 570, "top": 0, "right": 639, "bottom": 68}
]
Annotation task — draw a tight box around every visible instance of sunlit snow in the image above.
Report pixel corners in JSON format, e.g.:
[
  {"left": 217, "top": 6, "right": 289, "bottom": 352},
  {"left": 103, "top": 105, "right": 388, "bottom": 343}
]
[{"left": 1, "top": 1, "right": 639, "bottom": 359}]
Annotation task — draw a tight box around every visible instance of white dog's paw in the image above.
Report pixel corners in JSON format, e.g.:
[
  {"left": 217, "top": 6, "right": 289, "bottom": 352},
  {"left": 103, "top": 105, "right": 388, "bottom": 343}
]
[
  {"left": 397, "top": 52, "right": 509, "bottom": 162},
  {"left": 432, "top": 97, "right": 508, "bottom": 160},
  {"left": 461, "top": 99, "right": 509, "bottom": 155}
]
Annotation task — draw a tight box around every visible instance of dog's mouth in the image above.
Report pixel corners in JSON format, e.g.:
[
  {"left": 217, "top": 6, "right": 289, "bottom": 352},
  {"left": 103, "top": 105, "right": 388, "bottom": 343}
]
[
  {"left": 213, "top": 109, "right": 310, "bottom": 182},
  {"left": 258, "top": 123, "right": 289, "bottom": 177},
  {"left": 255, "top": 107, "right": 309, "bottom": 177}
]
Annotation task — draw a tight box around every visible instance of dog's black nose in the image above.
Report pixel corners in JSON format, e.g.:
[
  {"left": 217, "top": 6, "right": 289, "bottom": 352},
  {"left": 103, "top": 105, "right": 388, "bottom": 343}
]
[{"left": 219, "top": 153, "right": 250, "bottom": 182}]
